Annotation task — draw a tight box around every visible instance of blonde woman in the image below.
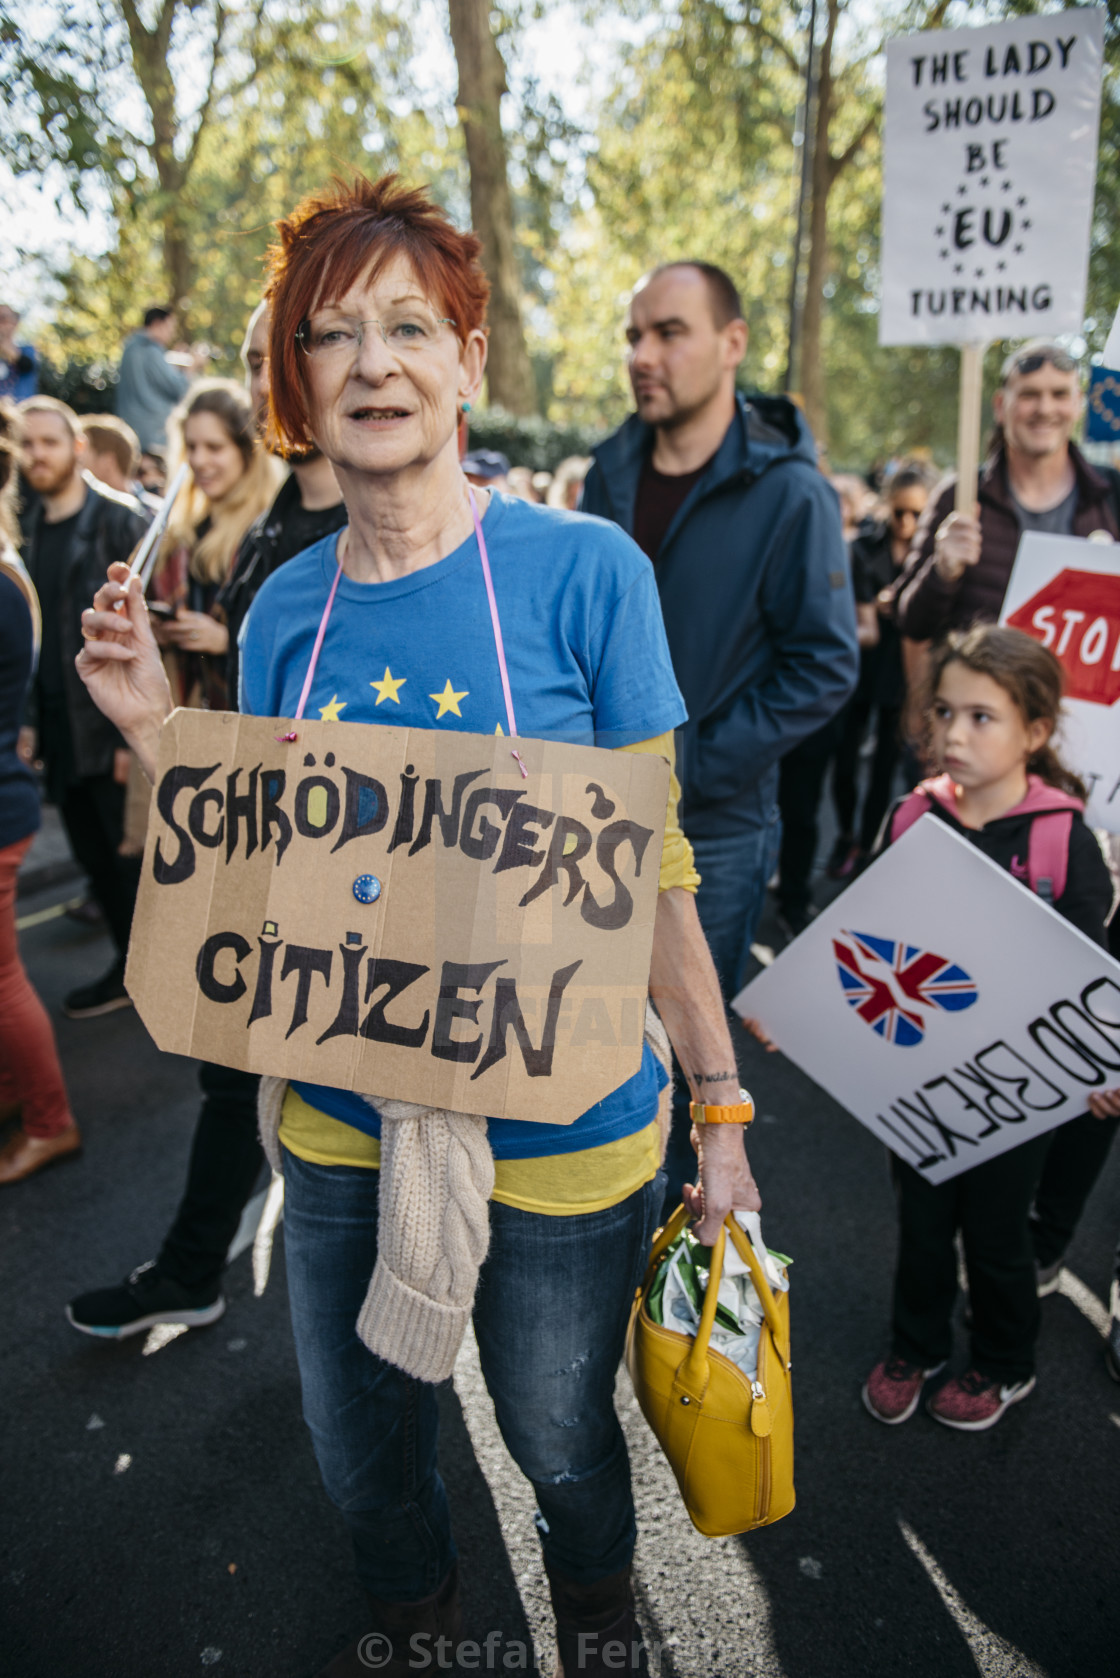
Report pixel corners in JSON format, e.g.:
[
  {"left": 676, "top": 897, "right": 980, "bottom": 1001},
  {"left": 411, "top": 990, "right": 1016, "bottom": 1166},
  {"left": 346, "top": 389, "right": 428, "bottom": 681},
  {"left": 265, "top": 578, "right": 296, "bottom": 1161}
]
[{"left": 151, "top": 379, "right": 281, "bottom": 709}]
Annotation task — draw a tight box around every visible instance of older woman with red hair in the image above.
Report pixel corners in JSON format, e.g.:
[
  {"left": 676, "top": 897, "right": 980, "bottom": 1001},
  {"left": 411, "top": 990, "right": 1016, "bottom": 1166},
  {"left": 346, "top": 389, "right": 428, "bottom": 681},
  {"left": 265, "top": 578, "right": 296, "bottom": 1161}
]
[{"left": 74, "top": 175, "right": 761, "bottom": 1676}]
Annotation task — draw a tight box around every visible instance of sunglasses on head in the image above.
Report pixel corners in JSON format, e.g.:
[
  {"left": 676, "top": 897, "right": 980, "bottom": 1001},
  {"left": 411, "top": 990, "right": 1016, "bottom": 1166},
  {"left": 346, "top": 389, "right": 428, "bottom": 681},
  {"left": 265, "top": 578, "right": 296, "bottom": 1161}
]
[{"left": 1007, "top": 349, "right": 1077, "bottom": 378}]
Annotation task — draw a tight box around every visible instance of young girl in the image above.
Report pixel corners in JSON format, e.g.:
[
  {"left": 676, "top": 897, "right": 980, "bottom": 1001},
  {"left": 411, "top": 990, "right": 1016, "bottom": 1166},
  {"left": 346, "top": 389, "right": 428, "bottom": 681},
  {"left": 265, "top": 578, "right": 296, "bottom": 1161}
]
[{"left": 864, "top": 623, "right": 1120, "bottom": 1431}]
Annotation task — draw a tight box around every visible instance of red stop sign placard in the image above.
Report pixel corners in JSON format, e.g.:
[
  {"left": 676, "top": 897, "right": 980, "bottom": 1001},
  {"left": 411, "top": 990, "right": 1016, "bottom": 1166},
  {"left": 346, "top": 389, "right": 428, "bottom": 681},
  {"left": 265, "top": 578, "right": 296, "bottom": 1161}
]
[{"left": 1005, "top": 568, "right": 1120, "bottom": 705}]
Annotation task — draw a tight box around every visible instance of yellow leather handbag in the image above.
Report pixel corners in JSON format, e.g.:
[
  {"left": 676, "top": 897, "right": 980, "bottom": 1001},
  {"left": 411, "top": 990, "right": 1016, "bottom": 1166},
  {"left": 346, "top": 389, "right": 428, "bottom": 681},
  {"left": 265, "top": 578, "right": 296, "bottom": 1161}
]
[{"left": 625, "top": 1205, "right": 794, "bottom": 1537}]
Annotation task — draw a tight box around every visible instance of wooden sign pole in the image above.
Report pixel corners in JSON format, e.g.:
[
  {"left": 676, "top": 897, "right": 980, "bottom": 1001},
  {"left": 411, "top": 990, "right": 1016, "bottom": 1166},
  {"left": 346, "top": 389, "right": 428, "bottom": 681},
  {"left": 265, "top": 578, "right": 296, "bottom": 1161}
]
[{"left": 954, "top": 342, "right": 987, "bottom": 515}]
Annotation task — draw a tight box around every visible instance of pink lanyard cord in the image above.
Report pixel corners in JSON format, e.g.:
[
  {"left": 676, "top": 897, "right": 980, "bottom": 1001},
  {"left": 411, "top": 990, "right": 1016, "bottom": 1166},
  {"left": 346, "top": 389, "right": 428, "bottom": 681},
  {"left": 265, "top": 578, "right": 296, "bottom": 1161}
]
[
  {"left": 277, "top": 485, "right": 524, "bottom": 774},
  {"left": 275, "top": 545, "right": 345, "bottom": 741},
  {"left": 468, "top": 485, "right": 518, "bottom": 740}
]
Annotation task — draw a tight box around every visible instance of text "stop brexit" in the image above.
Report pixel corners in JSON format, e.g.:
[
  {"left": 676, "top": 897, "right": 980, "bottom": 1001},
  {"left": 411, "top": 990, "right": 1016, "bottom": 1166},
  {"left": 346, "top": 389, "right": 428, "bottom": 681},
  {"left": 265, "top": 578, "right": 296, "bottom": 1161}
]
[{"left": 1007, "top": 569, "right": 1120, "bottom": 706}]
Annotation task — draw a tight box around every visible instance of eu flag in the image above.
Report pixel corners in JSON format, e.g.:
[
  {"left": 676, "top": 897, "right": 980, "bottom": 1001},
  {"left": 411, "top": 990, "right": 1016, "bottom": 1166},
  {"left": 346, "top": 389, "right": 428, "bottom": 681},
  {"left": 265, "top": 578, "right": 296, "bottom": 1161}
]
[{"left": 1086, "top": 366, "right": 1120, "bottom": 443}]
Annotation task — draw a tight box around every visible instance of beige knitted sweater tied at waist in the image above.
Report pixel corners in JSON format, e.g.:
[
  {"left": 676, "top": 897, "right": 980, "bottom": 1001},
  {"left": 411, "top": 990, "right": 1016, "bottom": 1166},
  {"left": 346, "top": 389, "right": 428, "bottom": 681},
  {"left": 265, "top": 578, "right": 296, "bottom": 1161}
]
[{"left": 258, "top": 1000, "right": 673, "bottom": 1384}]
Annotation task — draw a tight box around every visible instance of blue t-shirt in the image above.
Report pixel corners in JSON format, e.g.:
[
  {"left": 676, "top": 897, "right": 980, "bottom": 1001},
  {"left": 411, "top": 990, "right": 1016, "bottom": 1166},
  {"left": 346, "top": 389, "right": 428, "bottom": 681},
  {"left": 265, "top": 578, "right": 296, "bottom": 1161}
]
[{"left": 240, "top": 492, "right": 686, "bottom": 1156}]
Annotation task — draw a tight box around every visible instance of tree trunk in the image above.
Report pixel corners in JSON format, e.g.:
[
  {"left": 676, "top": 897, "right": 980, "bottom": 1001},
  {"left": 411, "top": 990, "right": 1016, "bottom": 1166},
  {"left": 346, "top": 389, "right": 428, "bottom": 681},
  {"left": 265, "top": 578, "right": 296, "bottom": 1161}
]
[
  {"left": 447, "top": 0, "right": 538, "bottom": 415},
  {"left": 798, "top": 0, "right": 836, "bottom": 450}
]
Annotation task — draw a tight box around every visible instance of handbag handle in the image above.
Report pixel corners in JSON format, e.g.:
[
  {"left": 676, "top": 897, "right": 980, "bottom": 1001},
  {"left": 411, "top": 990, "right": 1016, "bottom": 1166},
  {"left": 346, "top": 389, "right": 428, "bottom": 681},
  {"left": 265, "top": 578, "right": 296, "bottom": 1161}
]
[
  {"left": 724, "top": 1215, "right": 790, "bottom": 1364},
  {"left": 681, "top": 1221, "right": 730, "bottom": 1389},
  {"left": 647, "top": 1206, "right": 790, "bottom": 1379}
]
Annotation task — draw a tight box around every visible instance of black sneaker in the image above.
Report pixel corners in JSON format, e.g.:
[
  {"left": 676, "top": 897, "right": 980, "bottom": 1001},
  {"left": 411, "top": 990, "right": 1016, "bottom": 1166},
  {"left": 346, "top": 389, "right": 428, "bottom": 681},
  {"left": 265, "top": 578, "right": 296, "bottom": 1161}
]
[
  {"left": 66, "top": 1261, "right": 225, "bottom": 1339},
  {"left": 63, "top": 962, "right": 133, "bottom": 1019}
]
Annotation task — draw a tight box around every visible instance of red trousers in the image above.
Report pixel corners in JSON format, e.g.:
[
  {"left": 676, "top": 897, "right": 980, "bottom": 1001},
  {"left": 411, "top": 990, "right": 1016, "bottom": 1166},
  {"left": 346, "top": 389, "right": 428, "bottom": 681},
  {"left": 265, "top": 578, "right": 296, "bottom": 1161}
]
[{"left": 0, "top": 836, "right": 74, "bottom": 1138}]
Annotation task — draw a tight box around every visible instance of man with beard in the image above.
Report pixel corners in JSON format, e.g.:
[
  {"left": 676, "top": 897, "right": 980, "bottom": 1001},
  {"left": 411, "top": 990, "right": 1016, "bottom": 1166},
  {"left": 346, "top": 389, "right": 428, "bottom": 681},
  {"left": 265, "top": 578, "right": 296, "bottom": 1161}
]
[
  {"left": 19, "top": 396, "right": 149, "bottom": 1016},
  {"left": 66, "top": 303, "right": 348, "bottom": 1342},
  {"left": 581, "top": 261, "right": 857, "bottom": 1212}
]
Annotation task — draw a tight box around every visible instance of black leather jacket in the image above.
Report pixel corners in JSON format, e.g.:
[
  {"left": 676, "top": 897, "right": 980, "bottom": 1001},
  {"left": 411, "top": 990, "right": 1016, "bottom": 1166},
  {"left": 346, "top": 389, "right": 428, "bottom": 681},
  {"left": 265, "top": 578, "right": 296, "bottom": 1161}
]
[
  {"left": 24, "top": 472, "right": 150, "bottom": 780},
  {"left": 217, "top": 472, "right": 348, "bottom": 705}
]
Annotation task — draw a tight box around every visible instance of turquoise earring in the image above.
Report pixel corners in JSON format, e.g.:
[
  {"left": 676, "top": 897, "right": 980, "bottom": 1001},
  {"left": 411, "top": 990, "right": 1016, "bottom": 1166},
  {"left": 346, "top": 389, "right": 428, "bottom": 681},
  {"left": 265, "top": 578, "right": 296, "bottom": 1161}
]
[{"left": 461, "top": 400, "right": 472, "bottom": 414}]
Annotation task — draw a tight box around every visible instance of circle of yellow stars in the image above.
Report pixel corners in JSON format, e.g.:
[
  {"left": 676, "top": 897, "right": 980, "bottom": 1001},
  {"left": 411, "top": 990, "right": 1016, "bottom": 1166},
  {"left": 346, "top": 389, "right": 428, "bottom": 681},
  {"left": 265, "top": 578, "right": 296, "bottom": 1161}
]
[{"left": 317, "top": 668, "right": 472, "bottom": 722}]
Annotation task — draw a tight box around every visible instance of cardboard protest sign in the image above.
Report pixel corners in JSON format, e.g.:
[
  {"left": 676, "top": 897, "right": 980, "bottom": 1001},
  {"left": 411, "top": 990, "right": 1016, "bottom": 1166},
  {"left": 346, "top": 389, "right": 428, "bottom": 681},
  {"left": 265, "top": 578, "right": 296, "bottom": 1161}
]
[
  {"left": 733, "top": 818, "right": 1120, "bottom": 1184},
  {"left": 999, "top": 532, "right": 1120, "bottom": 831},
  {"left": 126, "top": 710, "right": 669, "bottom": 1124},
  {"left": 880, "top": 9, "right": 1104, "bottom": 346}
]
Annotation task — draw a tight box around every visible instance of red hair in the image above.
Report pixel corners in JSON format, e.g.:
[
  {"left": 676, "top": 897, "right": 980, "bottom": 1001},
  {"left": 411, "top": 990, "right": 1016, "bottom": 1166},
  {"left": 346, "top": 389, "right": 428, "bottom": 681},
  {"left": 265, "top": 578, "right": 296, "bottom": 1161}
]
[{"left": 264, "top": 173, "right": 490, "bottom": 456}]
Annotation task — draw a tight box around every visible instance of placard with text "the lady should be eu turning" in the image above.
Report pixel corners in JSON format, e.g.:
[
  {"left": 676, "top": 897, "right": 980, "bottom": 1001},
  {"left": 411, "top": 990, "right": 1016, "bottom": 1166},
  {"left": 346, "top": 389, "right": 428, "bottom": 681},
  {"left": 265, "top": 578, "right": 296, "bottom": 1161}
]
[{"left": 880, "top": 9, "right": 1104, "bottom": 347}]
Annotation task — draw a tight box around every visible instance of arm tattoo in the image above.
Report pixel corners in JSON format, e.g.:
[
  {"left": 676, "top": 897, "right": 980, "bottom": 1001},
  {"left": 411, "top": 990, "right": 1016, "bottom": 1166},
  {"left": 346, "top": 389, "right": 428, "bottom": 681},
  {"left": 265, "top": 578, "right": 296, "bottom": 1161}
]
[{"left": 691, "top": 1070, "right": 738, "bottom": 1084}]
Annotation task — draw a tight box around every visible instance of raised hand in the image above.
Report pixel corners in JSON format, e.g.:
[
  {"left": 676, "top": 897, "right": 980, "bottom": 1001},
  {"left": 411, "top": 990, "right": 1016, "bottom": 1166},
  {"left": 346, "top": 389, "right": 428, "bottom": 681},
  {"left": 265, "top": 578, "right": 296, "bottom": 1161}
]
[
  {"left": 75, "top": 562, "right": 173, "bottom": 783},
  {"left": 933, "top": 506, "right": 982, "bottom": 584}
]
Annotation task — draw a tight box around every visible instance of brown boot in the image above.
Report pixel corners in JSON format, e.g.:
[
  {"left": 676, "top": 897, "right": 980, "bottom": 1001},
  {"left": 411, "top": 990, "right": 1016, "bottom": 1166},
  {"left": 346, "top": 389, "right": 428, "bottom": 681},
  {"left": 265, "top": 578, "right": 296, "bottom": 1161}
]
[
  {"left": 546, "top": 1562, "right": 650, "bottom": 1677},
  {"left": 315, "top": 1563, "right": 462, "bottom": 1677},
  {"left": 0, "top": 1124, "right": 82, "bottom": 1185}
]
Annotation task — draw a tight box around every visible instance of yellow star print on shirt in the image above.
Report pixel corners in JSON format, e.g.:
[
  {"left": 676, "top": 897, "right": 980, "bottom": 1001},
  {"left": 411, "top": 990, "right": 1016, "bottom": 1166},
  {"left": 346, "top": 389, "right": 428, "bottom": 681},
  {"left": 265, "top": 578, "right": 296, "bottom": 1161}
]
[
  {"left": 318, "top": 695, "right": 347, "bottom": 722},
  {"left": 370, "top": 667, "right": 406, "bottom": 706},
  {"left": 430, "top": 679, "right": 469, "bottom": 719}
]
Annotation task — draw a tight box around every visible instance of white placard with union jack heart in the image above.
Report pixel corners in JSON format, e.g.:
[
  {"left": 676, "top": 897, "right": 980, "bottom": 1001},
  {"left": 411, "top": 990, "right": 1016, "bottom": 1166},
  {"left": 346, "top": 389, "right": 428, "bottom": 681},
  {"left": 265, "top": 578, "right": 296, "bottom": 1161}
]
[{"left": 734, "top": 816, "right": 1120, "bottom": 1182}]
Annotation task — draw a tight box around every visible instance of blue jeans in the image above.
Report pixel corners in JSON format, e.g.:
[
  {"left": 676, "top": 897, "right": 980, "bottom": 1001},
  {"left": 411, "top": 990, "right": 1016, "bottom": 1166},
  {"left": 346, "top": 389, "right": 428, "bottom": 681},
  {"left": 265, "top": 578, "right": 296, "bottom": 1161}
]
[
  {"left": 663, "top": 816, "right": 781, "bottom": 1214},
  {"left": 282, "top": 1146, "right": 665, "bottom": 1601}
]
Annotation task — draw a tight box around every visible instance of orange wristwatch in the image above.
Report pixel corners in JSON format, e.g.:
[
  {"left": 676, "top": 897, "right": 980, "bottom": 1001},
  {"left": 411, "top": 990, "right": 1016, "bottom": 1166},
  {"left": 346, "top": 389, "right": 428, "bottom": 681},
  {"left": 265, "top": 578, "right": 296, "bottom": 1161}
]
[{"left": 689, "top": 1087, "right": 756, "bottom": 1126}]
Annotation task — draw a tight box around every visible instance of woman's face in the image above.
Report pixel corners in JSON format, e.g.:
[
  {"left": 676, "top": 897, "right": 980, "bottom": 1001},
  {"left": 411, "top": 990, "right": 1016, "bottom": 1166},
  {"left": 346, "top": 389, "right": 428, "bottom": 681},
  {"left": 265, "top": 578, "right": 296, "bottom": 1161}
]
[
  {"left": 184, "top": 410, "right": 247, "bottom": 504},
  {"left": 888, "top": 485, "right": 927, "bottom": 552},
  {"left": 301, "top": 254, "right": 486, "bottom": 480}
]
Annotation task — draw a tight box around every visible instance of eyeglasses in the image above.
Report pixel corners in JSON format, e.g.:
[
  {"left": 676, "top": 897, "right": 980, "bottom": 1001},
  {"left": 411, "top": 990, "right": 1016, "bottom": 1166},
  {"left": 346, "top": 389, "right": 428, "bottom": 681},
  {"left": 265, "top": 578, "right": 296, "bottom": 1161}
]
[
  {"left": 297, "top": 309, "right": 458, "bottom": 360},
  {"left": 1005, "top": 349, "right": 1078, "bottom": 379}
]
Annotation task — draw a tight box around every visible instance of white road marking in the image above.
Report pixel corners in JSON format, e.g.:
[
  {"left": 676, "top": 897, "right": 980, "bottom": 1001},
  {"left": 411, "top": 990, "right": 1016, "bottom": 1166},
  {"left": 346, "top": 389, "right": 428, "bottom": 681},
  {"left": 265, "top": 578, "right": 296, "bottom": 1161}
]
[
  {"left": 1110, "top": 1414, "right": 1120, "bottom": 1430},
  {"left": 253, "top": 1173, "right": 286, "bottom": 1294},
  {"left": 899, "top": 1520, "right": 1047, "bottom": 1677},
  {"left": 15, "top": 896, "right": 83, "bottom": 932},
  {"left": 451, "top": 1329, "right": 787, "bottom": 1677},
  {"left": 86, "top": 1413, "right": 105, "bottom": 1431},
  {"left": 1055, "top": 1268, "right": 1110, "bottom": 1338},
  {"left": 142, "top": 1322, "right": 189, "bottom": 1356},
  {"left": 114, "top": 1453, "right": 132, "bottom": 1475},
  {"left": 226, "top": 1187, "right": 269, "bottom": 1263}
]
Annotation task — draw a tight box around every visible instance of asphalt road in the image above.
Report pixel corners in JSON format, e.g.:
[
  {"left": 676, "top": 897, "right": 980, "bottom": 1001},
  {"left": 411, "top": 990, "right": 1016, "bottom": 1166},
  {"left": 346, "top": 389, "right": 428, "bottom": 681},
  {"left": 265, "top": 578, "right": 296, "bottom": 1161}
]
[{"left": 3, "top": 877, "right": 1119, "bottom": 1678}]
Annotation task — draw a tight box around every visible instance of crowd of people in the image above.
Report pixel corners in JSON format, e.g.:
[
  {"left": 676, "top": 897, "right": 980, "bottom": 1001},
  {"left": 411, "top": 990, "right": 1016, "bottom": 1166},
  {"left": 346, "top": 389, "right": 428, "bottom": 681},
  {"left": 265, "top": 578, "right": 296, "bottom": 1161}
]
[{"left": 1, "top": 169, "right": 1119, "bottom": 1675}]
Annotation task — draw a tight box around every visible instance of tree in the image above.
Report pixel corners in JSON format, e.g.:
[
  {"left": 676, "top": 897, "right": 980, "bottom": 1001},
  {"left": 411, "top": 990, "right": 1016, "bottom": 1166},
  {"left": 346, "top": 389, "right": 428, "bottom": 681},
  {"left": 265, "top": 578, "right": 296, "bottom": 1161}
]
[
  {"left": 0, "top": 0, "right": 277, "bottom": 319},
  {"left": 1, "top": 0, "right": 434, "bottom": 363},
  {"left": 447, "top": 0, "right": 538, "bottom": 413}
]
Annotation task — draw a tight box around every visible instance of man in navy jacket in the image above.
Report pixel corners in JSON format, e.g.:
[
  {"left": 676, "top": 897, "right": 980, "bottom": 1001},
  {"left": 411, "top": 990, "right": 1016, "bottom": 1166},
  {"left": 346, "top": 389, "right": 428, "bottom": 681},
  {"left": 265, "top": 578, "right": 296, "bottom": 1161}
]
[{"left": 582, "top": 261, "right": 857, "bottom": 1202}]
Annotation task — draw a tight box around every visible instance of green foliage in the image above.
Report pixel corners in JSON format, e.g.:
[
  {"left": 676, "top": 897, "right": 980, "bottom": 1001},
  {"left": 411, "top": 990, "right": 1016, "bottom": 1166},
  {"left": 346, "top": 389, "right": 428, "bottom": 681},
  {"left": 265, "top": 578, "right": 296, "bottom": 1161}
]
[
  {"left": 36, "top": 354, "right": 120, "bottom": 414},
  {"left": 2, "top": 0, "right": 459, "bottom": 366},
  {"left": 8, "top": 0, "right": 1120, "bottom": 466},
  {"left": 464, "top": 404, "right": 606, "bottom": 470}
]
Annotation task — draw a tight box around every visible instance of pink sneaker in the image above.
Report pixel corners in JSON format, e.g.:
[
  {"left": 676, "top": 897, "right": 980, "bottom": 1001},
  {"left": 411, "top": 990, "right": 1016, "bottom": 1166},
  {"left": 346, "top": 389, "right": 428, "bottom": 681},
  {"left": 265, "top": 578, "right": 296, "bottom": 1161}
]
[
  {"left": 927, "top": 1368, "right": 1036, "bottom": 1432},
  {"left": 862, "top": 1355, "right": 946, "bottom": 1424}
]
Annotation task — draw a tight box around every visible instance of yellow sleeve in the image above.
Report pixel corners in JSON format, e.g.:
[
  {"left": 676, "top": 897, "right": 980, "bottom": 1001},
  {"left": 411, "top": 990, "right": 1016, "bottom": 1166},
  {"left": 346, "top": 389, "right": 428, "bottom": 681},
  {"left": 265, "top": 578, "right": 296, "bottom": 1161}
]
[{"left": 617, "top": 732, "right": 700, "bottom": 894}]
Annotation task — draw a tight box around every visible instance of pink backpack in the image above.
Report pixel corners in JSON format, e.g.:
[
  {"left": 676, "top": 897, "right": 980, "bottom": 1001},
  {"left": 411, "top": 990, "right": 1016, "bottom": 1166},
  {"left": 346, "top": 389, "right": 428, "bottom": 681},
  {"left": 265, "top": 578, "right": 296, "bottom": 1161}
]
[{"left": 889, "top": 773, "right": 1083, "bottom": 905}]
